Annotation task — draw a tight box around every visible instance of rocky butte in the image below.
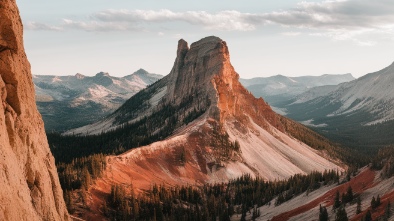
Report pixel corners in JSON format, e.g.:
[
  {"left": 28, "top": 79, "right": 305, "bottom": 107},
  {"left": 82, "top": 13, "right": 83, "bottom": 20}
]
[
  {"left": 0, "top": 0, "right": 69, "bottom": 220},
  {"left": 66, "top": 36, "right": 346, "bottom": 218}
]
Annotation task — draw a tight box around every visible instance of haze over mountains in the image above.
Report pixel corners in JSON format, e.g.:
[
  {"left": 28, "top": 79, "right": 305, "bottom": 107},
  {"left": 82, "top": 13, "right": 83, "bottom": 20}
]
[
  {"left": 240, "top": 74, "right": 355, "bottom": 108},
  {"left": 34, "top": 69, "right": 162, "bottom": 131},
  {"left": 33, "top": 67, "right": 354, "bottom": 133},
  {"left": 278, "top": 62, "right": 394, "bottom": 152}
]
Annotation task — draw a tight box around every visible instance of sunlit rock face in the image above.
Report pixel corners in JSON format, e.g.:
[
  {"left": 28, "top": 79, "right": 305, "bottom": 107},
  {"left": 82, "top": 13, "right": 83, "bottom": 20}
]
[{"left": 0, "top": 0, "right": 70, "bottom": 220}]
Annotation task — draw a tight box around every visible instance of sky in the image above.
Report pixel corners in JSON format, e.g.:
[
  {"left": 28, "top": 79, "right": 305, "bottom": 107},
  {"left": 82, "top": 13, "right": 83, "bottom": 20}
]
[{"left": 17, "top": 0, "right": 394, "bottom": 79}]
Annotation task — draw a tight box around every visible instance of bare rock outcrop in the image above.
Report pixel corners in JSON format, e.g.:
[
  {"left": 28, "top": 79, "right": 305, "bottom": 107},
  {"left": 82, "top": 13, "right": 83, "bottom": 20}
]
[{"left": 0, "top": 0, "right": 70, "bottom": 220}]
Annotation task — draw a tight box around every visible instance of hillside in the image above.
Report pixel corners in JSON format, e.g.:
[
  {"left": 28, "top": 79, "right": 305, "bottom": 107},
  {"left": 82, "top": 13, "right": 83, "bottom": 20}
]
[
  {"left": 282, "top": 62, "right": 394, "bottom": 152},
  {"left": 240, "top": 74, "right": 355, "bottom": 107},
  {"left": 34, "top": 69, "right": 162, "bottom": 131}
]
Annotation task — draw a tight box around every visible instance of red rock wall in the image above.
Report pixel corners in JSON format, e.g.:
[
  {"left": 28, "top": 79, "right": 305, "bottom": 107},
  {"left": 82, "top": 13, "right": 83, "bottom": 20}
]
[{"left": 0, "top": 1, "right": 70, "bottom": 220}]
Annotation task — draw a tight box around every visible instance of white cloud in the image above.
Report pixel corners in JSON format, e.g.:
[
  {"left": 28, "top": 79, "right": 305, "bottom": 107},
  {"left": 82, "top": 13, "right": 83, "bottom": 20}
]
[
  {"left": 61, "top": 19, "right": 143, "bottom": 32},
  {"left": 92, "top": 9, "right": 256, "bottom": 31},
  {"left": 25, "top": 0, "right": 394, "bottom": 45},
  {"left": 25, "top": 22, "right": 62, "bottom": 31}
]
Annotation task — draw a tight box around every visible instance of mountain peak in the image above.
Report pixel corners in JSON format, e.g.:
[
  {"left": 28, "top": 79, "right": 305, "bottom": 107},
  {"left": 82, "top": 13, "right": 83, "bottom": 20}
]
[
  {"left": 163, "top": 36, "right": 236, "bottom": 111},
  {"left": 190, "top": 36, "right": 223, "bottom": 46},
  {"left": 134, "top": 68, "right": 149, "bottom": 75},
  {"left": 75, "top": 73, "right": 85, "bottom": 79},
  {"left": 96, "top": 72, "right": 110, "bottom": 77},
  {"left": 177, "top": 38, "right": 189, "bottom": 55}
]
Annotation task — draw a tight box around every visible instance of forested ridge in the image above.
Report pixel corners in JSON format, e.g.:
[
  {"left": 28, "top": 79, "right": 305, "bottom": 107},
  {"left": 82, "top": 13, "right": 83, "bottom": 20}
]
[{"left": 48, "top": 88, "right": 210, "bottom": 163}]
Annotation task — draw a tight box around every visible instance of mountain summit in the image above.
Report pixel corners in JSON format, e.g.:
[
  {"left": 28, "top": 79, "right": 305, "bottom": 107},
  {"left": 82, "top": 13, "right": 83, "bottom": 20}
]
[{"left": 70, "top": 37, "right": 344, "bottom": 198}]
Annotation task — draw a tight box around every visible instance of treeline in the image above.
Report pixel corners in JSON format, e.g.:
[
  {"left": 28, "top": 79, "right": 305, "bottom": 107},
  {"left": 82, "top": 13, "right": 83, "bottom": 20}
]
[
  {"left": 210, "top": 126, "right": 241, "bottom": 161},
  {"left": 58, "top": 154, "right": 106, "bottom": 212},
  {"left": 48, "top": 89, "right": 210, "bottom": 164},
  {"left": 371, "top": 146, "right": 394, "bottom": 178},
  {"left": 278, "top": 116, "right": 369, "bottom": 167},
  {"left": 103, "top": 170, "right": 339, "bottom": 221},
  {"left": 57, "top": 153, "right": 106, "bottom": 191}
]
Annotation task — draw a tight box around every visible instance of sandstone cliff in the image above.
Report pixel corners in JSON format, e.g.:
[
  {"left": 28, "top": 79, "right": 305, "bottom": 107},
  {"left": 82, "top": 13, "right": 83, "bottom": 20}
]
[{"left": 0, "top": 0, "right": 69, "bottom": 220}]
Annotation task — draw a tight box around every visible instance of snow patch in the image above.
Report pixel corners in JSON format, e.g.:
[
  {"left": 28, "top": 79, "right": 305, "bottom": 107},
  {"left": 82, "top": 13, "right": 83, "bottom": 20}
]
[
  {"left": 288, "top": 77, "right": 298, "bottom": 83},
  {"left": 300, "top": 119, "right": 328, "bottom": 128},
  {"left": 271, "top": 106, "right": 287, "bottom": 115},
  {"left": 52, "top": 76, "right": 62, "bottom": 82}
]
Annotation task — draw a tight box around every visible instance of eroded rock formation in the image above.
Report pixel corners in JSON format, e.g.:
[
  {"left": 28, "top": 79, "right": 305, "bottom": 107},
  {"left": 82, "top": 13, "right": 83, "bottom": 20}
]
[
  {"left": 71, "top": 36, "right": 345, "bottom": 218},
  {"left": 0, "top": 0, "right": 69, "bottom": 220}
]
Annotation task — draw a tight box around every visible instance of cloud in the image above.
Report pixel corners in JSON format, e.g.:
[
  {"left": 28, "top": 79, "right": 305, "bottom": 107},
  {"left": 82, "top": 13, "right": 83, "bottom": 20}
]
[
  {"left": 259, "top": 0, "right": 394, "bottom": 30},
  {"left": 25, "top": 22, "right": 62, "bottom": 31},
  {"left": 92, "top": 9, "right": 256, "bottom": 31},
  {"left": 61, "top": 19, "right": 142, "bottom": 32},
  {"left": 25, "top": 0, "right": 394, "bottom": 45}
]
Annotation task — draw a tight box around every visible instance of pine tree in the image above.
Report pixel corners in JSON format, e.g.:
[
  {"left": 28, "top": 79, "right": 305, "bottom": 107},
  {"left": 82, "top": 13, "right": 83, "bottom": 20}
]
[
  {"left": 363, "top": 210, "right": 372, "bottom": 221},
  {"left": 252, "top": 205, "right": 260, "bottom": 221},
  {"left": 153, "top": 208, "right": 157, "bottom": 221},
  {"left": 346, "top": 186, "right": 353, "bottom": 203},
  {"left": 335, "top": 206, "right": 348, "bottom": 221},
  {"left": 377, "top": 195, "right": 381, "bottom": 207},
  {"left": 341, "top": 193, "right": 347, "bottom": 205},
  {"left": 356, "top": 196, "right": 362, "bottom": 214},
  {"left": 133, "top": 199, "right": 139, "bottom": 220},
  {"left": 240, "top": 204, "right": 247, "bottom": 221},
  {"left": 385, "top": 200, "right": 391, "bottom": 220},
  {"left": 371, "top": 196, "right": 376, "bottom": 209},
  {"left": 319, "top": 204, "right": 329, "bottom": 221},
  {"left": 82, "top": 167, "right": 91, "bottom": 190},
  {"left": 334, "top": 190, "right": 341, "bottom": 209}
]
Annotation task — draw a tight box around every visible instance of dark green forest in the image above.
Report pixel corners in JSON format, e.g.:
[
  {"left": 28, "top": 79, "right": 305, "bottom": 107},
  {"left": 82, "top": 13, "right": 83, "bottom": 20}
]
[{"left": 103, "top": 171, "right": 340, "bottom": 221}]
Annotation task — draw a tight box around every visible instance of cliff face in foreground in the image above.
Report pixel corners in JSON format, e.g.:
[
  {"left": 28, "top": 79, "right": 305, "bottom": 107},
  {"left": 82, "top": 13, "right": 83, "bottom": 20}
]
[{"left": 0, "top": 0, "right": 69, "bottom": 220}]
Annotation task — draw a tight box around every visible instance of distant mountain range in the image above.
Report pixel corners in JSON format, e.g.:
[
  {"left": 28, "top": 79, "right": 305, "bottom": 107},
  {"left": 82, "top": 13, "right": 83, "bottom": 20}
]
[
  {"left": 278, "top": 62, "right": 394, "bottom": 152},
  {"left": 34, "top": 67, "right": 354, "bottom": 133},
  {"left": 240, "top": 74, "right": 355, "bottom": 108},
  {"left": 34, "top": 69, "right": 162, "bottom": 131}
]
